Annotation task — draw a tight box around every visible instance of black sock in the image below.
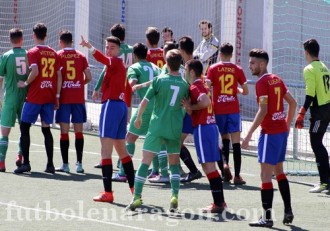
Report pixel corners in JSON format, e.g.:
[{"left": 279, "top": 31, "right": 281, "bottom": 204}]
[
  {"left": 180, "top": 145, "right": 198, "bottom": 173},
  {"left": 101, "top": 159, "right": 113, "bottom": 192},
  {"left": 261, "top": 182, "right": 274, "bottom": 220},
  {"left": 42, "top": 127, "right": 53, "bottom": 165},
  {"left": 222, "top": 139, "right": 230, "bottom": 164},
  {"left": 276, "top": 174, "right": 292, "bottom": 213},
  {"left": 60, "top": 134, "right": 69, "bottom": 164},
  {"left": 75, "top": 132, "right": 84, "bottom": 163},
  {"left": 217, "top": 148, "right": 224, "bottom": 174},
  {"left": 232, "top": 143, "right": 242, "bottom": 177},
  {"left": 121, "top": 156, "right": 135, "bottom": 188},
  {"left": 310, "top": 133, "right": 330, "bottom": 184},
  {"left": 207, "top": 171, "right": 225, "bottom": 206},
  {"left": 20, "top": 122, "right": 31, "bottom": 165}
]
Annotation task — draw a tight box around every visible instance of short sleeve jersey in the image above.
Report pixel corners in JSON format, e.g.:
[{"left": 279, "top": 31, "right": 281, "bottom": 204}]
[
  {"left": 256, "top": 73, "right": 288, "bottom": 134},
  {"left": 27, "top": 45, "right": 59, "bottom": 104},
  {"left": 57, "top": 48, "right": 89, "bottom": 104},
  {"left": 0, "top": 47, "right": 29, "bottom": 101},
  {"left": 207, "top": 62, "right": 247, "bottom": 114},
  {"left": 303, "top": 60, "right": 330, "bottom": 107},
  {"left": 127, "top": 60, "right": 160, "bottom": 113},
  {"left": 147, "top": 48, "right": 165, "bottom": 68},
  {"left": 190, "top": 79, "right": 216, "bottom": 127},
  {"left": 93, "top": 50, "right": 126, "bottom": 102},
  {"left": 145, "top": 73, "right": 189, "bottom": 139}
]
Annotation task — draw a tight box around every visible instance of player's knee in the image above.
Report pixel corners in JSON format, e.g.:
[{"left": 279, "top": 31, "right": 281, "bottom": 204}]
[{"left": 20, "top": 122, "right": 31, "bottom": 135}]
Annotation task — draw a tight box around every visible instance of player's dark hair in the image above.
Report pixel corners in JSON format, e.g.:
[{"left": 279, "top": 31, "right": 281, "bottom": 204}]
[
  {"left": 110, "top": 23, "right": 125, "bottom": 41},
  {"left": 199, "top": 20, "right": 213, "bottom": 32},
  {"left": 146, "top": 27, "right": 160, "bottom": 46},
  {"left": 249, "top": 48, "right": 269, "bottom": 63},
  {"left": 220, "top": 42, "right": 233, "bottom": 56},
  {"left": 162, "top": 27, "right": 173, "bottom": 36},
  {"left": 166, "top": 49, "right": 182, "bottom": 72},
  {"left": 303, "top": 39, "right": 319, "bottom": 58},
  {"left": 106, "top": 36, "right": 121, "bottom": 47},
  {"left": 133, "top": 43, "right": 148, "bottom": 60},
  {"left": 9, "top": 28, "right": 23, "bottom": 44},
  {"left": 186, "top": 59, "right": 203, "bottom": 77},
  {"left": 59, "top": 30, "right": 73, "bottom": 44},
  {"left": 163, "top": 42, "right": 177, "bottom": 55},
  {"left": 178, "top": 36, "right": 194, "bottom": 55},
  {"left": 33, "top": 23, "right": 47, "bottom": 40}
]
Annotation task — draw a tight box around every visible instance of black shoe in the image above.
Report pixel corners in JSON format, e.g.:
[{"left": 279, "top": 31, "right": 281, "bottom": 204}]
[
  {"left": 249, "top": 218, "right": 273, "bottom": 227},
  {"left": 94, "top": 162, "right": 102, "bottom": 168},
  {"left": 180, "top": 170, "right": 202, "bottom": 183},
  {"left": 14, "top": 164, "right": 31, "bottom": 174},
  {"left": 283, "top": 210, "right": 294, "bottom": 225},
  {"left": 45, "top": 164, "right": 55, "bottom": 174}
]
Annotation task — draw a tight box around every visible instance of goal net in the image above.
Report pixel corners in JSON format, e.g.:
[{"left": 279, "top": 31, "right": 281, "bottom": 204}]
[{"left": 1, "top": 0, "right": 330, "bottom": 175}]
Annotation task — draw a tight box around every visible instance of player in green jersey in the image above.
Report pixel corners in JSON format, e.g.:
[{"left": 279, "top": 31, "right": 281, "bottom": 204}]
[
  {"left": 127, "top": 49, "right": 189, "bottom": 212},
  {"left": 112, "top": 42, "right": 162, "bottom": 182},
  {"left": 0, "top": 28, "right": 29, "bottom": 172},
  {"left": 295, "top": 39, "right": 330, "bottom": 193}
]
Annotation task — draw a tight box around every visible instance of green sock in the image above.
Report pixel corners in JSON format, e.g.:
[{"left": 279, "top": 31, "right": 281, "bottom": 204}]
[
  {"left": 134, "top": 163, "right": 149, "bottom": 199},
  {"left": 169, "top": 164, "right": 180, "bottom": 198},
  {"left": 158, "top": 150, "right": 169, "bottom": 177},
  {"left": 119, "top": 143, "right": 135, "bottom": 175},
  {"left": 0, "top": 137, "right": 9, "bottom": 161},
  {"left": 152, "top": 153, "right": 159, "bottom": 173}
]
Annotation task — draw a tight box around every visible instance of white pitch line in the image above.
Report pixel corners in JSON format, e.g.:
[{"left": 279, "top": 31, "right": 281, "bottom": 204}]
[{"left": 0, "top": 201, "right": 156, "bottom": 231}]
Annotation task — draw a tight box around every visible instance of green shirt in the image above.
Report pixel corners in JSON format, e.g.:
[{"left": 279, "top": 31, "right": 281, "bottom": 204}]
[
  {"left": 94, "top": 43, "right": 133, "bottom": 91},
  {"left": 304, "top": 60, "right": 330, "bottom": 107},
  {"left": 0, "top": 47, "right": 29, "bottom": 103},
  {"left": 145, "top": 73, "right": 189, "bottom": 139},
  {"left": 161, "top": 63, "right": 185, "bottom": 80}
]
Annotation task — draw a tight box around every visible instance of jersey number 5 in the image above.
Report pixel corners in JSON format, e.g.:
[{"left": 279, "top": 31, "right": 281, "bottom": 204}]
[
  {"left": 15, "top": 57, "right": 27, "bottom": 75},
  {"left": 66, "top": 60, "right": 76, "bottom": 80}
]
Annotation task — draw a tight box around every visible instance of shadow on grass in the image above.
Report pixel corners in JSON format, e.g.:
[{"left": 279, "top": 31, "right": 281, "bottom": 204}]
[
  {"left": 12, "top": 171, "right": 101, "bottom": 181},
  {"left": 144, "top": 180, "right": 261, "bottom": 191}
]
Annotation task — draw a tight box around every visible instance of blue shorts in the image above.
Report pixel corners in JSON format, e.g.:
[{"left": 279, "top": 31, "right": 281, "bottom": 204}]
[
  {"left": 215, "top": 113, "right": 241, "bottom": 135},
  {"left": 194, "top": 124, "right": 220, "bottom": 164},
  {"left": 21, "top": 102, "right": 54, "bottom": 125},
  {"left": 258, "top": 132, "right": 288, "bottom": 165},
  {"left": 55, "top": 104, "right": 87, "bottom": 124},
  {"left": 99, "top": 100, "right": 127, "bottom": 139},
  {"left": 182, "top": 113, "right": 193, "bottom": 134}
]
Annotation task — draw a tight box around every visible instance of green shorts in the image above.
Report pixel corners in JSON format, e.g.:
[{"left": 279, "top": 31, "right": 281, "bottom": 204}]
[
  {"left": 143, "top": 132, "right": 181, "bottom": 154},
  {"left": 128, "top": 110, "right": 152, "bottom": 136},
  {"left": 1, "top": 98, "right": 24, "bottom": 127}
]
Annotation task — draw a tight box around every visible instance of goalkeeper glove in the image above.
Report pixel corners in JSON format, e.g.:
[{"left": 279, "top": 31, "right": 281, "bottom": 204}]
[{"left": 295, "top": 107, "right": 306, "bottom": 129}]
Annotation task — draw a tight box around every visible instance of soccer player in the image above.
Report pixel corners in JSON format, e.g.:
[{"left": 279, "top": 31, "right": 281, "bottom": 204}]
[
  {"left": 182, "top": 59, "right": 227, "bottom": 213},
  {"left": 295, "top": 39, "right": 330, "bottom": 193},
  {"left": 112, "top": 42, "right": 161, "bottom": 182},
  {"left": 0, "top": 28, "right": 29, "bottom": 172},
  {"left": 93, "top": 23, "right": 133, "bottom": 169},
  {"left": 146, "top": 27, "right": 165, "bottom": 68},
  {"left": 193, "top": 20, "right": 219, "bottom": 75},
  {"left": 80, "top": 35, "right": 135, "bottom": 203},
  {"left": 55, "top": 30, "right": 92, "bottom": 173},
  {"left": 161, "top": 27, "right": 176, "bottom": 48},
  {"left": 168, "top": 37, "right": 203, "bottom": 183},
  {"left": 206, "top": 42, "right": 249, "bottom": 184},
  {"left": 242, "top": 49, "right": 296, "bottom": 227},
  {"left": 14, "top": 23, "right": 62, "bottom": 174},
  {"left": 126, "top": 49, "right": 189, "bottom": 212}
]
